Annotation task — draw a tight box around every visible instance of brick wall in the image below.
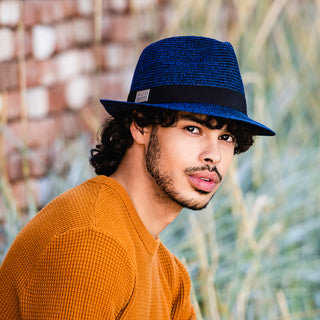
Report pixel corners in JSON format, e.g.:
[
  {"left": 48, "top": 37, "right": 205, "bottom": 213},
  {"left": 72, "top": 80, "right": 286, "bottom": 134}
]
[{"left": 0, "top": 0, "right": 169, "bottom": 217}]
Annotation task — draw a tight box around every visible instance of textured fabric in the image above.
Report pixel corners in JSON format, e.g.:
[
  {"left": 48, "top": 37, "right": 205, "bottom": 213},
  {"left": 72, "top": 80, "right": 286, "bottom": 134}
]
[
  {"left": 127, "top": 85, "right": 247, "bottom": 113},
  {"left": 100, "top": 36, "right": 275, "bottom": 136},
  {"left": 0, "top": 176, "right": 196, "bottom": 319},
  {"left": 130, "top": 36, "right": 244, "bottom": 93}
]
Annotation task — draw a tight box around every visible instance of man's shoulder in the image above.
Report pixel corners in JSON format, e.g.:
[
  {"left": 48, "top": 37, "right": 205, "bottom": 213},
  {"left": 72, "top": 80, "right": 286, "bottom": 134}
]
[
  {"left": 41, "top": 175, "right": 126, "bottom": 221},
  {"left": 1, "top": 176, "right": 136, "bottom": 286},
  {"left": 158, "top": 243, "right": 190, "bottom": 276},
  {"left": 49, "top": 175, "right": 116, "bottom": 205},
  {"left": 26, "top": 175, "right": 129, "bottom": 232},
  {"left": 7, "top": 176, "right": 132, "bottom": 262},
  {"left": 157, "top": 242, "right": 192, "bottom": 298}
]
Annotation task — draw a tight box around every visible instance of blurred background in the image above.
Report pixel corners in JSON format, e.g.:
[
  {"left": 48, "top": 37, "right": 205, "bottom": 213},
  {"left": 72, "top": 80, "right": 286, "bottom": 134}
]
[{"left": 0, "top": 0, "right": 319, "bottom": 319}]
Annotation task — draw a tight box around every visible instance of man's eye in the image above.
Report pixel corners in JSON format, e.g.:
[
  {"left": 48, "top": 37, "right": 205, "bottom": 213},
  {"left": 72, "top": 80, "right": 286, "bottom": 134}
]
[
  {"left": 220, "top": 134, "right": 235, "bottom": 143},
  {"left": 185, "top": 126, "right": 200, "bottom": 134}
]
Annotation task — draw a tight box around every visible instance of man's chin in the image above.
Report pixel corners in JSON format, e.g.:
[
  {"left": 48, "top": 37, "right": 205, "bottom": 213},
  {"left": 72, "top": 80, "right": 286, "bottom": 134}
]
[{"left": 183, "top": 194, "right": 214, "bottom": 211}]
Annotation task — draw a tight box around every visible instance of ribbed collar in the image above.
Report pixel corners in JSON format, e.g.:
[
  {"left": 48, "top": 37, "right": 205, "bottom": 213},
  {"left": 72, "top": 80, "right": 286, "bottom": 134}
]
[{"left": 94, "top": 175, "right": 161, "bottom": 256}]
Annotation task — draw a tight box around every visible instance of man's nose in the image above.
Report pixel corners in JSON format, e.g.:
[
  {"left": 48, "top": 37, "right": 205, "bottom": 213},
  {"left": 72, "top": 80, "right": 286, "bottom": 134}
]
[{"left": 198, "top": 139, "right": 221, "bottom": 164}]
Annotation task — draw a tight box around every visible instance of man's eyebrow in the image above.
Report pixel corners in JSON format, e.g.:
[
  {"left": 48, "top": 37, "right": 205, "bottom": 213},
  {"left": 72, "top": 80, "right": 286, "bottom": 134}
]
[
  {"left": 178, "top": 114, "right": 207, "bottom": 125},
  {"left": 178, "top": 113, "right": 228, "bottom": 131}
]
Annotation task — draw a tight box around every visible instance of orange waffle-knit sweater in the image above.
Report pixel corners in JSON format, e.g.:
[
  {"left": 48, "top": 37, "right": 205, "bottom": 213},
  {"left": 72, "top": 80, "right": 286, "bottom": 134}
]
[{"left": 0, "top": 176, "right": 196, "bottom": 319}]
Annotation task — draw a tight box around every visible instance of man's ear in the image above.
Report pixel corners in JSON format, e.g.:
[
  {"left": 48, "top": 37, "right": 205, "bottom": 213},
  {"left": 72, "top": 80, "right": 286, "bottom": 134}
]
[{"left": 130, "top": 121, "right": 149, "bottom": 144}]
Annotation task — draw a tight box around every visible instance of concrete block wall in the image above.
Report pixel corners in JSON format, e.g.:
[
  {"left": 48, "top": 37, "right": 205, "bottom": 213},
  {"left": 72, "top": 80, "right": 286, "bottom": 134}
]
[{"left": 0, "top": 0, "right": 169, "bottom": 217}]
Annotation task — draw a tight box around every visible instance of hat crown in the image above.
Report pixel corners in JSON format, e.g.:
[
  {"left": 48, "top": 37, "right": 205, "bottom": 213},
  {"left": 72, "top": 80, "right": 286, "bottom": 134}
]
[
  {"left": 100, "top": 36, "right": 275, "bottom": 136},
  {"left": 130, "top": 36, "right": 245, "bottom": 96}
]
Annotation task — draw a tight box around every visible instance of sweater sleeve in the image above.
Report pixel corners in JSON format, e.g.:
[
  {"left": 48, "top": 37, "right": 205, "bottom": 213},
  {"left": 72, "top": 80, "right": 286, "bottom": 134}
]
[
  {"left": 170, "top": 257, "right": 197, "bottom": 320},
  {"left": 21, "top": 227, "right": 135, "bottom": 319}
]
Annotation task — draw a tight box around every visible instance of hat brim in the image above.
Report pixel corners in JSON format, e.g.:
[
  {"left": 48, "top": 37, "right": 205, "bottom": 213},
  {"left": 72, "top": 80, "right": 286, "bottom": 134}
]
[{"left": 100, "top": 99, "right": 275, "bottom": 136}]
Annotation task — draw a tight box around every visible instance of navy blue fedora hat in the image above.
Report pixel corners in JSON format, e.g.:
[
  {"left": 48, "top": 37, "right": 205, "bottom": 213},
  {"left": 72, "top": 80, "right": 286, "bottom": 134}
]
[{"left": 100, "top": 36, "right": 275, "bottom": 136}]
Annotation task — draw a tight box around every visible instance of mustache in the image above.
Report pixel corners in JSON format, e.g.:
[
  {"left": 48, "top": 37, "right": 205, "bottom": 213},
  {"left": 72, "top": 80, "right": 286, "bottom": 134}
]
[{"left": 184, "top": 165, "right": 223, "bottom": 183}]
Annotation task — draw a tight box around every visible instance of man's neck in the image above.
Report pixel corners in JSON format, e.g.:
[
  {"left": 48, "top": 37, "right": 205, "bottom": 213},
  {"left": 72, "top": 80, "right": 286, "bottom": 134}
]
[{"left": 110, "top": 149, "right": 182, "bottom": 238}]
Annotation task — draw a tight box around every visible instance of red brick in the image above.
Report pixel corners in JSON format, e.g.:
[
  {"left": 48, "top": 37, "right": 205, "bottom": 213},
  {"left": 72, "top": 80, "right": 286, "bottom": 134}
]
[
  {"left": 108, "top": 15, "right": 139, "bottom": 42},
  {"left": 6, "top": 146, "right": 50, "bottom": 182},
  {"left": 9, "top": 29, "right": 19, "bottom": 60},
  {"left": 25, "top": 59, "right": 42, "bottom": 87},
  {"left": 130, "top": 0, "right": 157, "bottom": 12},
  {"left": 6, "top": 151, "right": 23, "bottom": 181},
  {"left": 6, "top": 89, "right": 21, "bottom": 120},
  {"left": 11, "top": 29, "right": 28, "bottom": 61},
  {"left": 11, "top": 178, "right": 39, "bottom": 211},
  {"left": 5, "top": 118, "right": 58, "bottom": 153},
  {"left": 102, "top": 1, "right": 110, "bottom": 12},
  {"left": 26, "top": 58, "right": 57, "bottom": 87},
  {"left": 38, "top": 1, "right": 66, "bottom": 24},
  {"left": 56, "top": 111, "right": 85, "bottom": 139},
  {"left": 136, "top": 11, "right": 160, "bottom": 39},
  {"left": 0, "top": 61, "right": 19, "bottom": 90},
  {"left": 158, "top": 0, "right": 169, "bottom": 5},
  {"left": 124, "top": 44, "right": 140, "bottom": 66},
  {"left": 78, "top": 103, "right": 102, "bottom": 135},
  {"left": 22, "top": 1, "right": 41, "bottom": 27},
  {"left": 39, "top": 58, "right": 58, "bottom": 86},
  {"left": 100, "top": 15, "right": 112, "bottom": 41},
  {"left": 27, "top": 117, "right": 57, "bottom": 148},
  {"left": 100, "top": 43, "right": 123, "bottom": 70},
  {"left": 100, "top": 43, "right": 137, "bottom": 71},
  {"left": 55, "top": 20, "right": 75, "bottom": 52},
  {"left": 81, "top": 48, "right": 97, "bottom": 73},
  {"left": 99, "top": 72, "right": 128, "bottom": 101},
  {"left": 62, "top": 0, "right": 78, "bottom": 17},
  {"left": 73, "top": 18, "right": 94, "bottom": 46},
  {"left": 23, "top": 0, "right": 71, "bottom": 26},
  {"left": 22, "top": 29, "right": 33, "bottom": 58},
  {"left": 29, "top": 146, "right": 50, "bottom": 178},
  {"left": 48, "top": 84, "right": 67, "bottom": 113}
]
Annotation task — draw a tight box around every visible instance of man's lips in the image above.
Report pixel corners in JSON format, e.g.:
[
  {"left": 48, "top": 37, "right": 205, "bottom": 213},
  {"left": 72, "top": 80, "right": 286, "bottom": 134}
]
[{"left": 187, "top": 171, "right": 221, "bottom": 193}]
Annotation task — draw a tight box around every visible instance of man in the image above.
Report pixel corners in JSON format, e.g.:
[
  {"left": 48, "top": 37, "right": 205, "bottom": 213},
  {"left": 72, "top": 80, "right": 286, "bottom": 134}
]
[{"left": 0, "top": 36, "right": 275, "bottom": 319}]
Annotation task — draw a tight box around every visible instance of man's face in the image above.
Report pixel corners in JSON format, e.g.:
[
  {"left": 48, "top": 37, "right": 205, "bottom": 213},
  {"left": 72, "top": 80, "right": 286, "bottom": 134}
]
[{"left": 145, "top": 113, "right": 235, "bottom": 210}]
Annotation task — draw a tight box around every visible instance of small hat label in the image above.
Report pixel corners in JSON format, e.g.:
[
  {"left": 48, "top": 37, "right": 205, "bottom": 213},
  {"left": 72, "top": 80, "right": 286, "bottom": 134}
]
[{"left": 135, "top": 89, "right": 150, "bottom": 103}]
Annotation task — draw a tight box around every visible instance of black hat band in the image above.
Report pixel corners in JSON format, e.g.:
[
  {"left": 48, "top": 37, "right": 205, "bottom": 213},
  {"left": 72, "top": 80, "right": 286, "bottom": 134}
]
[{"left": 127, "top": 85, "right": 247, "bottom": 115}]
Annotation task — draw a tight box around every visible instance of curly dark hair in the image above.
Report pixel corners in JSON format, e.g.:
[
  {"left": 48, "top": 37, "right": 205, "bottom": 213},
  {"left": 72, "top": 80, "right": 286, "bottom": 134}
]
[{"left": 90, "top": 107, "right": 255, "bottom": 176}]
